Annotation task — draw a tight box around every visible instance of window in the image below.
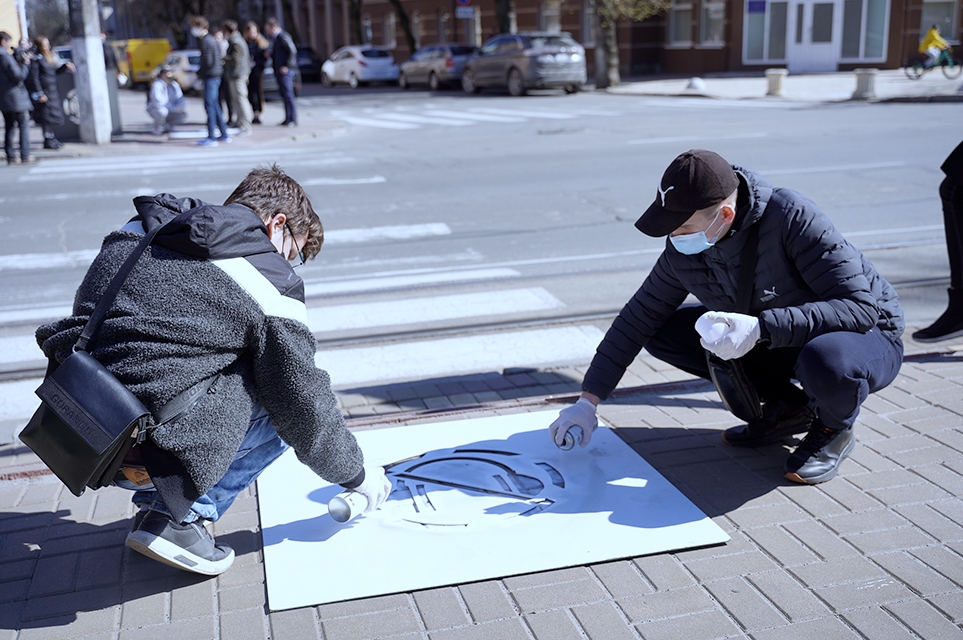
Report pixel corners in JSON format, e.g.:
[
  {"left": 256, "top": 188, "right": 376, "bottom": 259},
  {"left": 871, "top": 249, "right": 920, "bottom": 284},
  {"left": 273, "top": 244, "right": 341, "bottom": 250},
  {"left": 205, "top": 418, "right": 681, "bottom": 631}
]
[
  {"left": 384, "top": 12, "right": 397, "bottom": 48},
  {"left": 921, "top": 0, "right": 957, "bottom": 42},
  {"left": 362, "top": 15, "right": 372, "bottom": 44},
  {"left": 745, "top": 0, "right": 788, "bottom": 61},
  {"left": 540, "top": 0, "right": 562, "bottom": 32},
  {"left": 841, "top": 0, "right": 889, "bottom": 59},
  {"left": 669, "top": 1, "right": 693, "bottom": 46},
  {"left": 700, "top": 1, "right": 725, "bottom": 45},
  {"left": 582, "top": 0, "right": 597, "bottom": 46}
]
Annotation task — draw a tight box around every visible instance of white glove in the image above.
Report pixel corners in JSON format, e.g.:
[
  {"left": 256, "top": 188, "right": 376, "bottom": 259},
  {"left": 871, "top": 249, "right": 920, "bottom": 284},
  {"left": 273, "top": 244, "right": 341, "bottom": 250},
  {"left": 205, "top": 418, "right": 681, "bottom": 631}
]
[
  {"left": 549, "top": 397, "right": 598, "bottom": 448},
  {"left": 351, "top": 466, "right": 392, "bottom": 512},
  {"left": 697, "top": 311, "right": 761, "bottom": 361}
]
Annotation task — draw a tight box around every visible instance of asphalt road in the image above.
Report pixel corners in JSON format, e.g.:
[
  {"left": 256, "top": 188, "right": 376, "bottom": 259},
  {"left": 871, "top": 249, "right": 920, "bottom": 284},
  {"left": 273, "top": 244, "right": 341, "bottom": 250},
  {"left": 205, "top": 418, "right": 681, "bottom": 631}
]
[{"left": 0, "top": 86, "right": 956, "bottom": 384}]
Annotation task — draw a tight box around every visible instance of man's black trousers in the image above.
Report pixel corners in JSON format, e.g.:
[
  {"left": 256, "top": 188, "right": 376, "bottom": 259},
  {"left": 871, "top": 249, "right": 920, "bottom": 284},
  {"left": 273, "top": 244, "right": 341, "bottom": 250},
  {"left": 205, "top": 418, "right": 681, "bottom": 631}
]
[{"left": 644, "top": 306, "right": 904, "bottom": 431}]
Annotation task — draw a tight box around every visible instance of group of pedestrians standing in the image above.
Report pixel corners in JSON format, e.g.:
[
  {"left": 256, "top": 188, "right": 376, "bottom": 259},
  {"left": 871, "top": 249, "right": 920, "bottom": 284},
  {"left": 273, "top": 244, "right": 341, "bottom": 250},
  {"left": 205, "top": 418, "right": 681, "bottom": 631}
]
[
  {"left": 187, "top": 15, "right": 297, "bottom": 147},
  {"left": 1, "top": 31, "right": 72, "bottom": 165}
]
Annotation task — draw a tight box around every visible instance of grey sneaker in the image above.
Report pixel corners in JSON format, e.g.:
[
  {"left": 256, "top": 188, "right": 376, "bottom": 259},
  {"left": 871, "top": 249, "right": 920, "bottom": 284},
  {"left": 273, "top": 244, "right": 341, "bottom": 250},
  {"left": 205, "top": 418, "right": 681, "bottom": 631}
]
[
  {"left": 784, "top": 423, "right": 855, "bottom": 484},
  {"left": 126, "top": 510, "right": 235, "bottom": 575}
]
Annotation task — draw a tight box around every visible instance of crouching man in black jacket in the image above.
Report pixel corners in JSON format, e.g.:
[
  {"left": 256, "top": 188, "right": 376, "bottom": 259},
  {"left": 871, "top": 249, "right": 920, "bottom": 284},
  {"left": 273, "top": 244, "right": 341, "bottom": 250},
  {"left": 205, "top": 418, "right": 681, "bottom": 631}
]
[
  {"left": 37, "top": 166, "right": 391, "bottom": 575},
  {"left": 550, "top": 150, "right": 904, "bottom": 485}
]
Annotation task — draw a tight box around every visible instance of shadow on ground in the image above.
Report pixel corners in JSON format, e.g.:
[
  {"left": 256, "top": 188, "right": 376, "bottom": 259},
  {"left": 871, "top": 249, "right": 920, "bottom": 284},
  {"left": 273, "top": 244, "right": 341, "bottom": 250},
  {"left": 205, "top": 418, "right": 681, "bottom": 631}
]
[{"left": 0, "top": 510, "right": 261, "bottom": 631}]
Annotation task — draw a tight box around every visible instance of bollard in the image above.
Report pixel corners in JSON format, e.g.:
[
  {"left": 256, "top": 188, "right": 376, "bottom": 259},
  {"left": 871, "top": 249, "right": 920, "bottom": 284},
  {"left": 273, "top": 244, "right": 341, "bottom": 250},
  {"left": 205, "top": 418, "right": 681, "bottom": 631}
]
[
  {"left": 765, "top": 68, "right": 788, "bottom": 96},
  {"left": 852, "top": 68, "right": 877, "bottom": 100}
]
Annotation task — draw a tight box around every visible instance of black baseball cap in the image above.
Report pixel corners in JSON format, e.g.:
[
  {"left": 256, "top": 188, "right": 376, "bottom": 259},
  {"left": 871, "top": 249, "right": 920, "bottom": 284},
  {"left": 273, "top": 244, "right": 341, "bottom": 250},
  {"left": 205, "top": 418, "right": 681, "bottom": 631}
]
[{"left": 635, "top": 149, "right": 739, "bottom": 237}]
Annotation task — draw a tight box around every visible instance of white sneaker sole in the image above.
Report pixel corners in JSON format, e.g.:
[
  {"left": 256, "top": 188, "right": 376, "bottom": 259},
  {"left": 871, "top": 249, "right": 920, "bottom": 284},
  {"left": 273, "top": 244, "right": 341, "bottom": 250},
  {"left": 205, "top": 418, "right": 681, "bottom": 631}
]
[{"left": 126, "top": 530, "right": 235, "bottom": 576}]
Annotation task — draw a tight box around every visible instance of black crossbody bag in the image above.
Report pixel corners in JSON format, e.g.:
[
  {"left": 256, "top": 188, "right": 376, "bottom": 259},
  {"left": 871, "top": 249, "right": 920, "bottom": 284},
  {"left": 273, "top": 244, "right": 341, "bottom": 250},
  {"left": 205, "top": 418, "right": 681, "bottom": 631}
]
[
  {"left": 704, "top": 223, "right": 765, "bottom": 422},
  {"left": 20, "top": 222, "right": 217, "bottom": 496}
]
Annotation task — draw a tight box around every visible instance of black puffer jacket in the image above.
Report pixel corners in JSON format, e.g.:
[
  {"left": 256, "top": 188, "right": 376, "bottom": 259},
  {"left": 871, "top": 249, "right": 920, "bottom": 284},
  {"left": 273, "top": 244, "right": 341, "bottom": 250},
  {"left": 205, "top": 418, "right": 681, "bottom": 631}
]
[
  {"left": 583, "top": 166, "right": 905, "bottom": 400},
  {"left": 37, "top": 196, "right": 364, "bottom": 520}
]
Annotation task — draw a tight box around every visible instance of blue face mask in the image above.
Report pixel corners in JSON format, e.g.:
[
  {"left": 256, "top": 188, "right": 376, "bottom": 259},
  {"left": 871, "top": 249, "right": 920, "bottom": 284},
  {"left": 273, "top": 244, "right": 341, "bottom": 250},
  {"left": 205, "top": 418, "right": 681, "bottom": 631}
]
[{"left": 669, "top": 209, "right": 724, "bottom": 255}]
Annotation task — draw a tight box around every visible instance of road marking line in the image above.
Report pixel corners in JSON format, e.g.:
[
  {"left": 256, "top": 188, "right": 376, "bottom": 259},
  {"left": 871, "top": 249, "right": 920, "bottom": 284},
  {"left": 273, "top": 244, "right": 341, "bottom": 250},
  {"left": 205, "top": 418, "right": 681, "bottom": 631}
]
[
  {"left": 0, "top": 336, "right": 44, "bottom": 365},
  {"left": 306, "top": 287, "right": 563, "bottom": 332},
  {"left": 424, "top": 109, "right": 525, "bottom": 122},
  {"left": 628, "top": 133, "right": 768, "bottom": 145},
  {"left": 0, "top": 378, "right": 43, "bottom": 423},
  {"left": 325, "top": 223, "right": 451, "bottom": 243},
  {"left": 759, "top": 161, "right": 907, "bottom": 175},
  {"left": 0, "top": 305, "right": 72, "bottom": 325},
  {"left": 316, "top": 325, "right": 605, "bottom": 386},
  {"left": 470, "top": 108, "right": 575, "bottom": 119},
  {"left": 377, "top": 113, "right": 474, "bottom": 126},
  {"left": 303, "top": 268, "right": 520, "bottom": 296},
  {"left": 339, "top": 116, "right": 420, "bottom": 129},
  {"left": 301, "top": 176, "right": 387, "bottom": 186},
  {"left": 0, "top": 224, "right": 450, "bottom": 275}
]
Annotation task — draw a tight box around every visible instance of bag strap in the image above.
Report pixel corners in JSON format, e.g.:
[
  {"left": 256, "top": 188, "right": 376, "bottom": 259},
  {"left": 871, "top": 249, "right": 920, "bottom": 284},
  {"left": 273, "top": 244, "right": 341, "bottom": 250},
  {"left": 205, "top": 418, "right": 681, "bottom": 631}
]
[
  {"left": 734, "top": 222, "right": 761, "bottom": 314},
  {"left": 75, "top": 221, "right": 165, "bottom": 353}
]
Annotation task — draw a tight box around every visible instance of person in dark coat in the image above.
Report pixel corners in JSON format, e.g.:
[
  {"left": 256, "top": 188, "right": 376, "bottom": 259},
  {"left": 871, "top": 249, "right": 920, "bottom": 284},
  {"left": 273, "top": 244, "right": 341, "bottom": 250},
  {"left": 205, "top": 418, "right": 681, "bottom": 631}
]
[
  {"left": 264, "top": 17, "right": 297, "bottom": 127},
  {"left": 549, "top": 149, "right": 904, "bottom": 486},
  {"left": 244, "top": 21, "right": 269, "bottom": 124},
  {"left": 911, "top": 141, "right": 963, "bottom": 342},
  {"left": 0, "top": 31, "right": 34, "bottom": 165},
  {"left": 27, "top": 36, "right": 74, "bottom": 150},
  {"left": 191, "top": 16, "right": 229, "bottom": 146}
]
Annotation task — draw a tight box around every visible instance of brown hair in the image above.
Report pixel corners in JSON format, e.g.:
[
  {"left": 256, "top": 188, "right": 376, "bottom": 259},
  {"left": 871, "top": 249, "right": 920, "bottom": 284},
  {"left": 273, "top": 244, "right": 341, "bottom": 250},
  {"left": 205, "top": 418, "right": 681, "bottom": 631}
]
[
  {"left": 190, "top": 16, "right": 209, "bottom": 30},
  {"left": 222, "top": 19, "right": 238, "bottom": 34},
  {"left": 33, "top": 36, "right": 54, "bottom": 64},
  {"left": 224, "top": 165, "right": 324, "bottom": 260}
]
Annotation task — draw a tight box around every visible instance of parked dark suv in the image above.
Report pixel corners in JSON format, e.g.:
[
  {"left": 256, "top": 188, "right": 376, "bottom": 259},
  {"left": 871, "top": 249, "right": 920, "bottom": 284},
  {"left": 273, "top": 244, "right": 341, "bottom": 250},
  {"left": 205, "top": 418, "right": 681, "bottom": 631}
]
[{"left": 461, "top": 32, "right": 586, "bottom": 96}]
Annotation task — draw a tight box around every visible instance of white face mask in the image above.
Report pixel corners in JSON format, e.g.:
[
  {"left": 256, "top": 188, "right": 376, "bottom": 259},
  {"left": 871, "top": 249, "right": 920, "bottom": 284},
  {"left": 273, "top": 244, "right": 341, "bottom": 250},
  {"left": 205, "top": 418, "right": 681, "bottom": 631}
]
[
  {"left": 669, "top": 209, "right": 724, "bottom": 255},
  {"left": 191, "top": 27, "right": 205, "bottom": 38}
]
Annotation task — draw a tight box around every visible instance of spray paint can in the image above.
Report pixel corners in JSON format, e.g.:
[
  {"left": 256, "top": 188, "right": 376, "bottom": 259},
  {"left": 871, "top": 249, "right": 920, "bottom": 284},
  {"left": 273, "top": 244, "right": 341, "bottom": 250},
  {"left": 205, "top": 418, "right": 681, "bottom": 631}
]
[
  {"left": 328, "top": 490, "right": 368, "bottom": 523},
  {"left": 557, "top": 427, "right": 583, "bottom": 451}
]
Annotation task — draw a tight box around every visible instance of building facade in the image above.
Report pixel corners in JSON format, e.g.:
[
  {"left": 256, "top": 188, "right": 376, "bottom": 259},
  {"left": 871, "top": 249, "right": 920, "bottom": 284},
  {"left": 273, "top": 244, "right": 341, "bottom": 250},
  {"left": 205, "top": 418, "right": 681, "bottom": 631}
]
[{"left": 283, "top": 0, "right": 959, "bottom": 77}]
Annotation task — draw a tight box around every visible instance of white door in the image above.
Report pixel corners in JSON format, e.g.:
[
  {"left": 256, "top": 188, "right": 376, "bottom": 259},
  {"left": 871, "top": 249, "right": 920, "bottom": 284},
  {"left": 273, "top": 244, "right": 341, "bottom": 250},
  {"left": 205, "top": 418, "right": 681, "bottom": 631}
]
[{"left": 787, "top": 0, "right": 839, "bottom": 72}]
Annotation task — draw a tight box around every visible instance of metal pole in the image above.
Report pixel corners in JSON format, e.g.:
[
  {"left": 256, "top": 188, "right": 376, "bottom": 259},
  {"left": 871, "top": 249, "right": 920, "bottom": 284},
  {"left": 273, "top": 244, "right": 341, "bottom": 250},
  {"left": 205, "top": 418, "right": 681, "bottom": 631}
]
[{"left": 69, "top": 0, "right": 112, "bottom": 144}]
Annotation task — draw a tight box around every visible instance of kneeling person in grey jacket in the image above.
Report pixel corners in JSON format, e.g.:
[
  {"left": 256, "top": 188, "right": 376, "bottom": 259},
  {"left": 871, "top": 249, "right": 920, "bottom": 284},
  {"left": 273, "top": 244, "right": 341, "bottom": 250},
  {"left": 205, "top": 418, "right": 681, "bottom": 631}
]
[
  {"left": 36, "top": 165, "right": 391, "bottom": 575},
  {"left": 549, "top": 149, "right": 904, "bottom": 485}
]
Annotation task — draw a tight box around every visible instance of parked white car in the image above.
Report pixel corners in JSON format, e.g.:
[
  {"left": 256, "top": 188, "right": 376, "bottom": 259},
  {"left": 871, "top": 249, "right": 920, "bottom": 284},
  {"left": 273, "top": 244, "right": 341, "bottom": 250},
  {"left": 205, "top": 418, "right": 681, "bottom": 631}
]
[{"left": 321, "top": 46, "right": 399, "bottom": 88}]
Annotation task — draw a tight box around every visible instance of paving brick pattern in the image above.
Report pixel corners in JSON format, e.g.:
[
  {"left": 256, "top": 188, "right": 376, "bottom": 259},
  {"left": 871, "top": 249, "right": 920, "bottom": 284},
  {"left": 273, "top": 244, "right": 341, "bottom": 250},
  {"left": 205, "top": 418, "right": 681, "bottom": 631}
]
[{"left": 3, "top": 346, "right": 963, "bottom": 639}]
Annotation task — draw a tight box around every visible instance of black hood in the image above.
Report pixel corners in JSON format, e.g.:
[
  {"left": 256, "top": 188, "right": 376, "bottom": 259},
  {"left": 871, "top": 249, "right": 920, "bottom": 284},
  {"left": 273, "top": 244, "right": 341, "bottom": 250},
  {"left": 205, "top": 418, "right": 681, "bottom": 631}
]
[{"left": 131, "top": 194, "right": 277, "bottom": 260}]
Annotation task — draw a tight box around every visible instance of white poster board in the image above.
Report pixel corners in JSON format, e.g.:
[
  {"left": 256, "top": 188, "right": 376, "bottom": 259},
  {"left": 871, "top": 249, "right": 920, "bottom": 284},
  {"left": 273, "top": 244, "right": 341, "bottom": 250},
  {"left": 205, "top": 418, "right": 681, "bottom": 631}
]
[{"left": 257, "top": 410, "right": 729, "bottom": 611}]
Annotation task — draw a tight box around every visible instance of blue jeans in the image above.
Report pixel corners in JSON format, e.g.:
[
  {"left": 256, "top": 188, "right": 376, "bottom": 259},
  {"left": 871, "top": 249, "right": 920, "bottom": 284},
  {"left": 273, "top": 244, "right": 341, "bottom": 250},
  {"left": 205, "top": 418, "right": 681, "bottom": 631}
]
[
  {"left": 277, "top": 69, "right": 297, "bottom": 124},
  {"left": 119, "top": 402, "right": 289, "bottom": 523},
  {"left": 203, "top": 77, "right": 228, "bottom": 139}
]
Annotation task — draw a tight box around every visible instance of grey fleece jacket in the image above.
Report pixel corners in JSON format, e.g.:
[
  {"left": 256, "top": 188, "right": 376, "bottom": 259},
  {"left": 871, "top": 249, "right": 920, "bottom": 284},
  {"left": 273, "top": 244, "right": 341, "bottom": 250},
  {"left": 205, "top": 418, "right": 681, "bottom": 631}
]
[
  {"left": 583, "top": 166, "right": 905, "bottom": 400},
  {"left": 36, "top": 195, "right": 364, "bottom": 517}
]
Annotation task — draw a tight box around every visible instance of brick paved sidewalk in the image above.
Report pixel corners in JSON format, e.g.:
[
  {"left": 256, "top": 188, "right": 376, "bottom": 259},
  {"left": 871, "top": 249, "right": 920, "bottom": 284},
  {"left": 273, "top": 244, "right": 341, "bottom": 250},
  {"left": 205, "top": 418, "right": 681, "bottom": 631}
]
[{"left": 2, "top": 341, "right": 963, "bottom": 639}]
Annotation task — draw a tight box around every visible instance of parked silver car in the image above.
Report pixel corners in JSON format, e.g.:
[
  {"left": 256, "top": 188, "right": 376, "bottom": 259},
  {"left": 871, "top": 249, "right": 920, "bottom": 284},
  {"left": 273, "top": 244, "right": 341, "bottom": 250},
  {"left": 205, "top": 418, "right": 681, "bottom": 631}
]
[
  {"left": 399, "top": 44, "right": 478, "bottom": 91},
  {"left": 461, "top": 32, "right": 586, "bottom": 96}
]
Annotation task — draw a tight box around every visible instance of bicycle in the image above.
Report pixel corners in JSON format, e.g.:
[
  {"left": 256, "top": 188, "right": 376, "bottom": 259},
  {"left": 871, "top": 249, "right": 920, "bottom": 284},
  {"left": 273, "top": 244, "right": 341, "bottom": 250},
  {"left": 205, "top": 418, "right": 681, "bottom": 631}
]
[{"left": 904, "top": 47, "right": 963, "bottom": 80}]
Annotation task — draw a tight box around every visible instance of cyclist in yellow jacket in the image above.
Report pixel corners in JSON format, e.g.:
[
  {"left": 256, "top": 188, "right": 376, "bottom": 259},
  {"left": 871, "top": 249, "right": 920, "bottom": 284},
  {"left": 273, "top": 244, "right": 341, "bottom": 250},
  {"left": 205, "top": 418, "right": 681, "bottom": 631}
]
[{"left": 920, "top": 25, "right": 950, "bottom": 68}]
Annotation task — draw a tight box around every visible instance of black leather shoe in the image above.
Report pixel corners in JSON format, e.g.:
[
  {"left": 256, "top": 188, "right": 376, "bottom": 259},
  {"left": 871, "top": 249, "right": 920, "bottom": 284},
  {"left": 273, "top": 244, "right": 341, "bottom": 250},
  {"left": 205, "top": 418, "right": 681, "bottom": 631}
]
[
  {"left": 784, "top": 423, "right": 855, "bottom": 484},
  {"left": 912, "top": 288, "right": 963, "bottom": 342},
  {"left": 723, "top": 400, "right": 814, "bottom": 447}
]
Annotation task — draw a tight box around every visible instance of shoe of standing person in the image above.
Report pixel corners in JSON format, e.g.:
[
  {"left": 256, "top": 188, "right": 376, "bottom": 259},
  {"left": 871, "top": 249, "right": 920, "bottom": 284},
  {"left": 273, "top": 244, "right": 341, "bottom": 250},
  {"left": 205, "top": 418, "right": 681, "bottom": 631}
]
[
  {"left": 197, "top": 138, "right": 219, "bottom": 147},
  {"left": 912, "top": 288, "right": 963, "bottom": 342},
  {"left": 126, "top": 510, "right": 235, "bottom": 575}
]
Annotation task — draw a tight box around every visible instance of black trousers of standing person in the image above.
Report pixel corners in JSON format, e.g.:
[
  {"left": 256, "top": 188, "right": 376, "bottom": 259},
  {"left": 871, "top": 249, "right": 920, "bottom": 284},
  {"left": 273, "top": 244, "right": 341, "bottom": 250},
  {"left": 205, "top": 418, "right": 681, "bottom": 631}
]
[
  {"left": 940, "top": 176, "right": 963, "bottom": 290},
  {"left": 644, "top": 305, "right": 904, "bottom": 432},
  {"left": 2, "top": 110, "right": 30, "bottom": 161}
]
